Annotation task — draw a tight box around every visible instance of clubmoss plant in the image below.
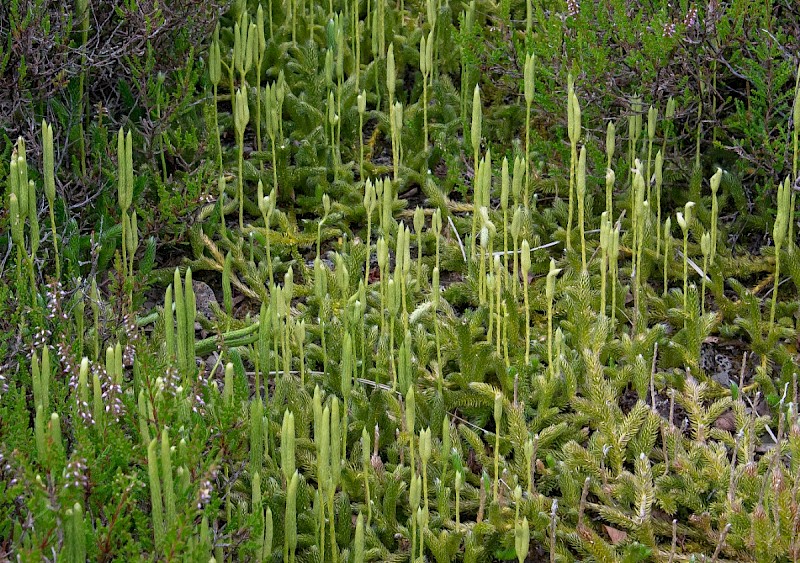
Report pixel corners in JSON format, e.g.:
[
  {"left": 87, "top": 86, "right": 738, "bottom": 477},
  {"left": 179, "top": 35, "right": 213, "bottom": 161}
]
[
  {"left": 361, "top": 427, "right": 372, "bottom": 525},
  {"left": 34, "top": 405, "right": 46, "bottom": 464},
  {"left": 285, "top": 470, "right": 299, "bottom": 563},
  {"left": 515, "top": 516, "right": 529, "bottom": 563},
  {"left": 250, "top": 398, "right": 265, "bottom": 476},
  {"left": 677, "top": 201, "right": 695, "bottom": 320},
  {"left": 646, "top": 105, "right": 657, "bottom": 202},
  {"left": 432, "top": 266, "right": 442, "bottom": 391},
  {"left": 454, "top": 468, "right": 463, "bottom": 529},
  {"left": 124, "top": 210, "right": 138, "bottom": 284},
  {"left": 414, "top": 206, "right": 424, "bottom": 285},
  {"left": 371, "top": 0, "right": 386, "bottom": 108},
  {"left": 654, "top": 149, "right": 663, "bottom": 256},
  {"left": 520, "top": 239, "right": 531, "bottom": 365},
  {"left": 409, "top": 471, "right": 421, "bottom": 556},
  {"left": 380, "top": 177, "right": 393, "bottom": 235},
  {"left": 328, "top": 398, "right": 341, "bottom": 562},
  {"left": 64, "top": 503, "right": 86, "bottom": 563},
  {"left": 494, "top": 256, "right": 503, "bottom": 356},
  {"left": 254, "top": 7, "right": 266, "bottom": 165},
  {"left": 632, "top": 167, "right": 646, "bottom": 329},
  {"left": 295, "top": 320, "right": 306, "bottom": 384},
  {"left": 524, "top": 436, "right": 536, "bottom": 495},
  {"left": 577, "top": 145, "right": 587, "bottom": 272},
  {"left": 663, "top": 217, "right": 672, "bottom": 297},
  {"left": 281, "top": 409, "right": 295, "bottom": 483},
  {"left": 524, "top": 53, "right": 535, "bottom": 207},
  {"left": 431, "top": 207, "right": 442, "bottom": 269},
  {"left": 416, "top": 506, "right": 428, "bottom": 560},
  {"left": 160, "top": 428, "right": 176, "bottom": 528},
  {"left": 599, "top": 212, "right": 610, "bottom": 315},
  {"left": 354, "top": 512, "right": 365, "bottom": 563},
  {"left": 334, "top": 15, "right": 344, "bottom": 175},
  {"left": 234, "top": 88, "right": 250, "bottom": 229},
  {"left": 420, "top": 32, "right": 432, "bottom": 152},
  {"left": 328, "top": 89, "right": 337, "bottom": 178},
  {"left": 700, "top": 231, "right": 711, "bottom": 313},
  {"left": 492, "top": 391, "right": 502, "bottom": 503},
  {"left": 513, "top": 155, "right": 525, "bottom": 211},
  {"left": 709, "top": 167, "right": 722, "bottom": 265},
  {"left": 316, "top": 403, "right": 330, "bottom": 557},
  {"left": 172, "top": 267, "right": 197, "bottom": 376},
  {"left": 263, "top": 507, "right": 273, "bottom": 561},
  {"left": 223, "top": 362, "right": 234, "bottom": 407},
  {"left": 262, "top": 83, "right": 280, "bottom": 197},
  {"left": 42, "top": 121, "right": 60, "bottom": 280},
  {"left": 770, "top": 176, "right": 792, "bottom": 337},
  {"left": 419, "top": 426, "right": 432, "bottom": 512},
  {"left": 511, "top": 207, "right": 522, "bottom": 298},
  {"left": 117, "top": 129, "right": 133, "bottom": 285},
  {"left": 358, "top": 91, "right": 366, "bottom": 180},
  {"left": 459, "top": 1, "right": 475, "bottom": 128},
  {"left": 387, "top": 43, "right": 397, "bottom": 162},
  {"left": 406, "top": 386, "right": 416, "bottom": 471},
  {"left": 92, "top": 366, "right": 103, "bottom": 428},
  {"left": 546, "top": 258, "right": 561, "bottom": 377},
  {"left": 31, "top": 349, "right": 50, "bottom": 414},
  {"left": 605, "top": 122, "right": 615, "bottom": 216},
  {"left": 147, "top": 437, "right": 166, "bottom": 548},
  {"left": 549, "top": 499, "right": 558, "bottom": 563},
  {"left": 567, "top": 78, "right": 581, "bottom": 251},
  {"left": 470, "top": 85, "right": 483, "bottom": 258},
  {"left": 628, "top": 95, "right": 643, "bottom": 186},
  {"left": 501, "top": 157, "right": 510, "bottom": 276}
]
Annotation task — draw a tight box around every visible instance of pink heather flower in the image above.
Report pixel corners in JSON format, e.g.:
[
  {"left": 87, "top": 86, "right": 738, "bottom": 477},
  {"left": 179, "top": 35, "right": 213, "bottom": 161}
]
[
  {"left": 63, "top": 457, "right": 89, "bottom": 491},
  {"left": 196, "top": 467, "right": 218, "bottom": 510},
  {"left": 191, "top": 391, "right": 207, "bottom": 415},
  {"left": 566, "top": 0, "right": 579, "bottom": 17},
  {"left": 162, "top": 367, "right": 181, "bottom": 397},
  {"left": 683, "top": 5, "right": 698, "bottom": 28},
  {"left": 45, "top": 280, "right": 68, "bottom": 322}
]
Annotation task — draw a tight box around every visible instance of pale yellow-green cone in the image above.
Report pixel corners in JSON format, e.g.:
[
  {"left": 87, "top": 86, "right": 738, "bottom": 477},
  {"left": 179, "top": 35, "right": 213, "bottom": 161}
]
[
  {"left": 515, "top": 516, "right": 530, "bottom": 563},
  {"left": 710, "top": 167, "right": 722, "bottom": 262},
  {"left": 281, "top": 409, "right": 296, "bottom": 482},
  {"left": 606, "top": 121, "right": 615, "bottom": 165},
  {"left": 648, "top": 105, "right": 657, "bottom": 141},
  {"left": 471, "top": 84, "right": 482, "bottom": 155},
  {"left": 513, "top": 155, "right": 525, "bottom": 205},
  {"left": 524, "top": 53, "right": 535, "bottom": 106},
  {"left": 386, "top": 43, "right": 396, "bottom": 103},
  {"left": 546, "top": 258, "right": 560, "bottom": 302},
  {"left": 42, "top": 121, "right": 55, "bottom": 203}
]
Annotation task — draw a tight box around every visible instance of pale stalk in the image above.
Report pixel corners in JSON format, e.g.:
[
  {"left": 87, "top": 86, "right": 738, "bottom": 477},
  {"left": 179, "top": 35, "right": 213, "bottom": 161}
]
[
  {"left": 577, "top": 146, "right": 587, "bottom": 272},
  {"left": 521, "top": 240, "right": 531, "bottom": 366}
]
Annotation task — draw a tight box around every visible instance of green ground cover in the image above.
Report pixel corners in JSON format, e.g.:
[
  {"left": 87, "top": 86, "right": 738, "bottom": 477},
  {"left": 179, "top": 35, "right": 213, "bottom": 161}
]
[{"left": 1, "top": 0, "right": 800, "bottom": 560}]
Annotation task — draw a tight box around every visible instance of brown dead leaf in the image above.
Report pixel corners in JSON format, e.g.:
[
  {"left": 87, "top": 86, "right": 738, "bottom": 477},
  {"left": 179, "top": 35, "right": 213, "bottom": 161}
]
[{"left": 603, "top": 525, "right": 627, "bottom": 545}]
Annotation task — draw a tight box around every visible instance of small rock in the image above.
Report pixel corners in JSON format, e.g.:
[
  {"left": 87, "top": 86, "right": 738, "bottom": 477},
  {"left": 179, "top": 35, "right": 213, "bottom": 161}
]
[
  {"left": 713, "top": 410, "right": 736, "bottom": 432},
  {"left": 192, "top": 280, "right": 218, "bottom": 320}
]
